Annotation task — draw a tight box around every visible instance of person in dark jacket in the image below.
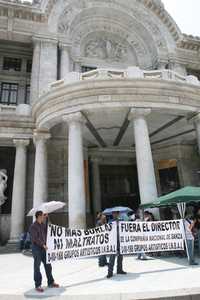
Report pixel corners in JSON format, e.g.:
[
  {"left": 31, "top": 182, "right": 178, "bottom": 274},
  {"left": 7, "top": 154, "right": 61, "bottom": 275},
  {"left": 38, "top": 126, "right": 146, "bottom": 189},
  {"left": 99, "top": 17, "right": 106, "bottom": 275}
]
[
  {"left": 107, "top": 211, "right": 127, "bottom": 278},
  {"left": 29, "top": 210, "right": 59, "bottom": 292},
  {"left": 97, "top": 213, "right": 108, "bottom": 267}
]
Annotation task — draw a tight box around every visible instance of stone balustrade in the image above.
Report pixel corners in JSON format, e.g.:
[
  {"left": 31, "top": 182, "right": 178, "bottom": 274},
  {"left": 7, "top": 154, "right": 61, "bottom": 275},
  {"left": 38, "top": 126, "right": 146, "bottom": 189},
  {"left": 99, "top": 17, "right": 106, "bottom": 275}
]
[
  {"left": 2, "top": 0, "right": 33, "bottom": 5},
  {"left": 49, "top": 66, "right": 200, "bottom": 92},
  {"left": 0, "top": 104, "right": 17, "bottom": 113},
  {"left": 1, "top": 67, "right": 199, "bottom": 115},
  {"left": 0, "top": 104, "right": 31, "bottom": 115}
]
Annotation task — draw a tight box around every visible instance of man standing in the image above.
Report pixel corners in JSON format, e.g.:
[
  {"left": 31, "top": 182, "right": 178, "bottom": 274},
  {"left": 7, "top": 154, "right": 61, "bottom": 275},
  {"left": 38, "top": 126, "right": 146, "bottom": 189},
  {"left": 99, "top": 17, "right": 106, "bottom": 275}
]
[
  {"left": 29, "top": 211, "right": 59, "bottom": 292},
  {"left": 185, "top": 216, "right": 198, "bottom": 265},
  {"left": 96, "top": 213, "right": 108, "bottom": 267},
  {"left": 107, "top": 211, "right": 127, "bottom": 278}
]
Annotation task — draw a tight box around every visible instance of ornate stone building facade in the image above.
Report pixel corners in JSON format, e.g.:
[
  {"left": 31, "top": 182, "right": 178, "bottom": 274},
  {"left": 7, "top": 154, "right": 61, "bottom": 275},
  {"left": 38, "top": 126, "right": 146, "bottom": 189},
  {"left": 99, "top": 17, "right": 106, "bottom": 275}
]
[{"left": 0, "top": 0, "right": 200, "bottom": 243}]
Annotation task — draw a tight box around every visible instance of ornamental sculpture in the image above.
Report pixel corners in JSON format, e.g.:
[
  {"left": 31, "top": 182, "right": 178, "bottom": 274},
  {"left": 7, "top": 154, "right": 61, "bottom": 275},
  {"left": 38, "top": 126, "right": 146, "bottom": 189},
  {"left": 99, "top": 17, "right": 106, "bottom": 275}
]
[
  {"left": 85, "top": 38, "right": 128, "bottom": 62},
  {"left": 0, "top": 169, "right": 8, "bottom": 206}
]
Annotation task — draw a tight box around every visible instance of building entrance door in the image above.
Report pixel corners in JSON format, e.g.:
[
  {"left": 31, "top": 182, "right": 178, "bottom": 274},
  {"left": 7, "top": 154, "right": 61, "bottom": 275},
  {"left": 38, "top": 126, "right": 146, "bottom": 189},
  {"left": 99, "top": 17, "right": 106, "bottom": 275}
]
[{"left": 100, "top": 165, "right": 140, "bottom": 211}]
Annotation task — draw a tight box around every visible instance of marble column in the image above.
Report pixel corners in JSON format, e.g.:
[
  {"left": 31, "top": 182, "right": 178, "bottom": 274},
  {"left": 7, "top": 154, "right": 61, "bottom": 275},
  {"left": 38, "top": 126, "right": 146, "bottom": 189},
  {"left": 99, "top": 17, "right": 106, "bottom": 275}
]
[
  {"left": 59, "top": 43, "right": 71, "bottom": 79},
  {"left": 30, "top": 36, "right": 58, "bottom": 104},
  {"left": 33, "top": 131, "right": 50, "bottom": 209},
  {"left": 9, "top": 139, "right": 29, "bottom": 242},
  {"left": 91, "top": 158, "right": 102, "bottom": 214},
  {"left": 193, "top": 114, "right": 200, "bottom": 155},
  {"left": 64, "top": 112, "right": 86, "bottom": 229},
  {"left": 129, "top": 108, "right": 158, "bottom": 205}
]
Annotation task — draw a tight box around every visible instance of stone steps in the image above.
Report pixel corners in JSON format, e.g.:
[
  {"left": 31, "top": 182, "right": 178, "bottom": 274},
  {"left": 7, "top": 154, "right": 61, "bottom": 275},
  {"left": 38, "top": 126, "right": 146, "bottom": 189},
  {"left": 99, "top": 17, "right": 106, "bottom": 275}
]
[{"left": 0, "top": 243, "right": 21, "bottom": 254}]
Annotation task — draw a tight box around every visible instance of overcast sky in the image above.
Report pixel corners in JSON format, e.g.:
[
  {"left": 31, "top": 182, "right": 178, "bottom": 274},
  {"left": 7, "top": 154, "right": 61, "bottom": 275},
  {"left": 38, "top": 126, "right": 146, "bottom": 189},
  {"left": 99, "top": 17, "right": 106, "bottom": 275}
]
[{"left": 162, "top": 0, "right": 200, "bottom": 36}]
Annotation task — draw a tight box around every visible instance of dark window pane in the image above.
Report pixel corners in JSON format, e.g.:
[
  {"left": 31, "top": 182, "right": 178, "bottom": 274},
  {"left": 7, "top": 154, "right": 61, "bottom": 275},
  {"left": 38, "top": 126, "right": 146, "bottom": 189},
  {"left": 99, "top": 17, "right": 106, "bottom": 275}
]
[
  {"left": 0, "top": 83, "right": 18, "bottom": 105},
  {"left": 10, "top": 90, "right": 17, "bottom": 104},
  {"left": 3, "top": 57, "right": 22, "bottom": 71},
  {"left": 11, "top": 84, "right": 18, "bottom": 91},
  {"left": 1, "top": 90, "right": 9, "bottom": 103},
  {"left": 159, "top": 167, "right": 180, "bottom": 195},
  {"left": 81, "top": 66, "right": 97, "bottom": 73},
  {"left": 26, "top": 60, "right": 32, "bottom": 73},
  {"left": 25, "top": 85, "right": 30, "bottom": 104}
]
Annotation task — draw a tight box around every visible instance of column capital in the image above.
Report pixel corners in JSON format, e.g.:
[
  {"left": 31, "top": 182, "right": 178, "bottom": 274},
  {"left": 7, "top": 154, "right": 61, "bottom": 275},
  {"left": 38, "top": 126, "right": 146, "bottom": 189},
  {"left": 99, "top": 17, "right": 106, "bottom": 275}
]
[
  {"left": 33, "top": 130, "right": 51, "bottom": 144},
  {"left": 63, "top": 112, "right": 85, "bottom": 125},
  {"left": 32, "top": 35, "right": 58, "bottom": 46},
  {"left": 13, "top": 139, "right": 30, "bottom": 147},
  {"left": 128, "top": 108, "right": 151, "bottom": 121},
  {"left": 59, "top": 42, "right": 71, "bottom": 51}
]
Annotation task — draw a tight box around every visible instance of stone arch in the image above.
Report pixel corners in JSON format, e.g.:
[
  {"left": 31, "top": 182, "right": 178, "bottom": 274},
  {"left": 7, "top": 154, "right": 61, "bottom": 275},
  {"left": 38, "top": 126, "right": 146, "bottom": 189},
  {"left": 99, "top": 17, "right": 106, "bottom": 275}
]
[{"left": 48, "top": 0, "right": 181, "bottom": 68}]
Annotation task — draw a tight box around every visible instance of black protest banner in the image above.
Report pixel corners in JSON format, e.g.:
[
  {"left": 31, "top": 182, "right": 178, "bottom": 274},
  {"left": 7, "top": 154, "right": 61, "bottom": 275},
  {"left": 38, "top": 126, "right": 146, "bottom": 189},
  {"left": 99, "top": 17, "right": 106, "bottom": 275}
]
[{"left": 46, "top": 222, "right": 117, "bottom": 263}]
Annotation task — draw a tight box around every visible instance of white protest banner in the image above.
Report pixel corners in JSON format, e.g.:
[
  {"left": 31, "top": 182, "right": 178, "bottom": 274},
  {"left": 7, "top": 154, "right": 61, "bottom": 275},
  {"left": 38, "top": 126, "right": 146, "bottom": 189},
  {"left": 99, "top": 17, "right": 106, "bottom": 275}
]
[
  {"left": 119, "top": 220, "right": 185, "bottom": 254},
  {"left": 46, "top": 222, "right": 117, "bottom": 263}
]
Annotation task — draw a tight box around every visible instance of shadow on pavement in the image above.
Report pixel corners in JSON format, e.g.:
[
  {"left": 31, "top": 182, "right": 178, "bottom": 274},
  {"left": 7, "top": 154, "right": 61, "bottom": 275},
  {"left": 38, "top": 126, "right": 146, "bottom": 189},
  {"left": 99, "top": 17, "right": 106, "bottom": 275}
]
[
  {"left": 64, "top": 277, "right": 108, "bottom": 289},
  {"left": 24, "top": 287, "right": 66, "bottom": 298},
  {"left": 111, "top": 266, "right": 187, "bottom": 281},
  {"left": 140, "top": 266, "right": 188, "bottom": 275},
  {"left": 158, "top": 256, "right": 199, "bottom": 267}
]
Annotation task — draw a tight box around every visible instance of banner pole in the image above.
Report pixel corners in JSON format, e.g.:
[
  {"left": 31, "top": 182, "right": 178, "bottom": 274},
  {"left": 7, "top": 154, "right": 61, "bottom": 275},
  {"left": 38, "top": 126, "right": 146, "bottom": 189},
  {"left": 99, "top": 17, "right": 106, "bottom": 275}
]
[{"left": 182, "top": 218, "right": 190, "bottom": 263}]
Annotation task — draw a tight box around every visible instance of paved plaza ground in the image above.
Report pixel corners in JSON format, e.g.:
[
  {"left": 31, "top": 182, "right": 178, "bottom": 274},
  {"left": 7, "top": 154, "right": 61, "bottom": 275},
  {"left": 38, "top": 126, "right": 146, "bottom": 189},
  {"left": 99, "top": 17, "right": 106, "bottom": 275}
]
[{"left": 1, "top": 253, "right": 200, "bottom": 300}]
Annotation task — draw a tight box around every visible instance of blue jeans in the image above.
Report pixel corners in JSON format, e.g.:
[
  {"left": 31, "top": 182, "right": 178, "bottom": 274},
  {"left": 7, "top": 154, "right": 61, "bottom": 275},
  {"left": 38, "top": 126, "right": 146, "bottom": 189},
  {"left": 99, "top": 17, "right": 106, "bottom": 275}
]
[
  {"left": 32, "top": 244, "right": 54, "bottom": 288},
  {"left": 186, "top": 239, "right": 195, "bottom": 264}
]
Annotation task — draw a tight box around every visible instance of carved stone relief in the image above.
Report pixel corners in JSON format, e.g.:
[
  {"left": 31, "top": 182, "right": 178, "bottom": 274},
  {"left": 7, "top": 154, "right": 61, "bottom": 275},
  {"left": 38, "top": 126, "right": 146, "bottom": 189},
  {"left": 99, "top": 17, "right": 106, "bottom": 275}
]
[{"left": 84, "top": 38, "right": 128, "bottom": 62}]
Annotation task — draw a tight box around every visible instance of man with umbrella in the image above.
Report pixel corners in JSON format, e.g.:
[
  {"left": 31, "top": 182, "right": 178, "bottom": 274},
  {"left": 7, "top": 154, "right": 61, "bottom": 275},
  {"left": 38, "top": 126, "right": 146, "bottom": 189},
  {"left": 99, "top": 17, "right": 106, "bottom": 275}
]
[
  {"left": 28, "top": 201, "right": 65, "bottom": 292},
  {"left": 103, "top": 207, "right": 129, "bottom": 278},
  {"left": 29, "top": 210, "right": 60, "bottom": 292}
]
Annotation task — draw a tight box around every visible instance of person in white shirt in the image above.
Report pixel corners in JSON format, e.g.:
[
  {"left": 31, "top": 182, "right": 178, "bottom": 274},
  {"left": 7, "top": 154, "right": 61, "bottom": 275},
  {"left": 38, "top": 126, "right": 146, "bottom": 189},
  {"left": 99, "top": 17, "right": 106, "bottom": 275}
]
[
  {"left": 130, "top": 213, "right": 148, "bottom": 260},
  {"left": 184, "top": 217, "right": 198, "bottom": 266}
]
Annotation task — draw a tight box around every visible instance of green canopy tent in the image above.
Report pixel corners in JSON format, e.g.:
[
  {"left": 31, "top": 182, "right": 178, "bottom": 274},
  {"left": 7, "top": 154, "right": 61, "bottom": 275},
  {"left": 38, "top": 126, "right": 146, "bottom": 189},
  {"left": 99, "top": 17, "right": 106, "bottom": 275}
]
[
  {"left": 140, "top": 186, "right": 200, "bottom": 262},
  {"left": 141, "top": 186, "right": 200, "bottom": 218}
]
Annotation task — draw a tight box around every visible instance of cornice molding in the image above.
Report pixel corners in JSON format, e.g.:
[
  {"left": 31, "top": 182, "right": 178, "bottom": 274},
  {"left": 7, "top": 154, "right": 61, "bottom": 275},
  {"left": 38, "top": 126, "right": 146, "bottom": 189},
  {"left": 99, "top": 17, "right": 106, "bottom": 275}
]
[
  {"left": 139, "top": 0, "right": 181, "bottom": 42},
  {"left": 0, "top": 0, "right": 46, "bottom": 23},
  {"left": 0, "top": 0, "right": 182, "bottom": 41},
  {"left": 177, "top": 34, "right": 200, "bottom": 51}
]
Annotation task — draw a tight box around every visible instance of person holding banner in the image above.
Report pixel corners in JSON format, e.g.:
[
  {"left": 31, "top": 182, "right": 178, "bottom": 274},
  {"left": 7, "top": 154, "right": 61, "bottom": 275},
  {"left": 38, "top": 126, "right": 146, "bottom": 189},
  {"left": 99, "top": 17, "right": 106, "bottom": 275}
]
[
  {"left": 29, "top": 211, "right": 59, "bottom": 292},
  {"left": 107, "top": 211, "right": 127, "bottom": 278},
  {"left": 130, "top": 213, "right": 148, "bottom": 261},
  {"left": 96, "top": 213, "right": 109, "bottom": 267}
]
